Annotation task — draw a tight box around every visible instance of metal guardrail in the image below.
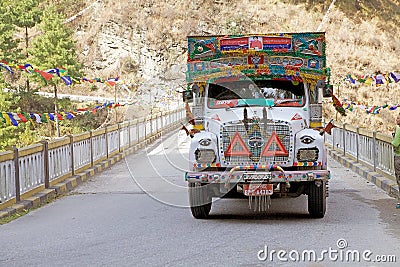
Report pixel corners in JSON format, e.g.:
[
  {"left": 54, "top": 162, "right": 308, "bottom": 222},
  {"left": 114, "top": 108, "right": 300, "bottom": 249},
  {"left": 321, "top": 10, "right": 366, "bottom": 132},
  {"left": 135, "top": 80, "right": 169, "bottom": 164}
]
[
  {"left": 0, "top": 108, "right": 185, "bottom": 206},
  {"left": 324, "top": 121, "right": 395, "bottom": 178},
  {"left": 3, "top": 113, "right": 393, "bottom": 207}
]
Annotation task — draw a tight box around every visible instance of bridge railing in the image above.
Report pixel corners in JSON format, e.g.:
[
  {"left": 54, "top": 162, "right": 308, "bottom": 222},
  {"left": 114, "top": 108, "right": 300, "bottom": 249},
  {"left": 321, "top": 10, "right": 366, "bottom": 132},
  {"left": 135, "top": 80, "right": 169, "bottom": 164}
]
[
  {"left": 0, "top": 108, "right": 185, "bottom": 208},
  {"left": 324, "top": 121, "right": 395, "bottom": 178}
]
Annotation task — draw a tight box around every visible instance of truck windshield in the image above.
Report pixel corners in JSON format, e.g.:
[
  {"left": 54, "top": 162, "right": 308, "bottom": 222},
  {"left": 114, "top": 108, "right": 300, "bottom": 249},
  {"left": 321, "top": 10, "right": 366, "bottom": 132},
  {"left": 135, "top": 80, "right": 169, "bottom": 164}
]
[{"left": 207, "top": 79, "right": 305, "bottom": 108}]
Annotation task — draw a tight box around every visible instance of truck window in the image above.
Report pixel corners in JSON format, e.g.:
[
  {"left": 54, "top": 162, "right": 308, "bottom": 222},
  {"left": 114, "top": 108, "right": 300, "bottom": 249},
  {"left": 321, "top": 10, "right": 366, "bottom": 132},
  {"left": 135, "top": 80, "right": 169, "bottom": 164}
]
[
  {"left": 207, "top": 79, "right": 305, "bottom": 108},
  {"left": 257, "top": 80, "right": 304, "bottom": 107},
  {"left": 208, "top": 83, "right": 242, "bottom": 100}
]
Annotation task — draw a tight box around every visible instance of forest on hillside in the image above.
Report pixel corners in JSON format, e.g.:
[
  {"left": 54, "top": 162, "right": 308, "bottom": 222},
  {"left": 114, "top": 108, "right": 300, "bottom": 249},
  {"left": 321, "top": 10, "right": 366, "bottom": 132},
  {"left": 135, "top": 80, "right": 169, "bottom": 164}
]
[{"left": 0, "top": 1, "right": 110, "bottom": 151}]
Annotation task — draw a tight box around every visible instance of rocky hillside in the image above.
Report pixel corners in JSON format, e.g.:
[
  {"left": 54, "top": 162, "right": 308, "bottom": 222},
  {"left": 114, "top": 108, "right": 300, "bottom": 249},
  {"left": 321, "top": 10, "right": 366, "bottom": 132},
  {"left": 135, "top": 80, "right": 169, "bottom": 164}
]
[{"left": 61, "top": 0, "right": 400, "bottom": 132}]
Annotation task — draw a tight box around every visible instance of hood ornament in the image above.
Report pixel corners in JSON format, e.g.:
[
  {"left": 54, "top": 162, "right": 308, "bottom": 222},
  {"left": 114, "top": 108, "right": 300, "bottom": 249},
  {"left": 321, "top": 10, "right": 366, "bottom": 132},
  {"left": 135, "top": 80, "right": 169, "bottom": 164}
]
[{"left": 243, "top": 107, "right": 249, "bottom": 131}]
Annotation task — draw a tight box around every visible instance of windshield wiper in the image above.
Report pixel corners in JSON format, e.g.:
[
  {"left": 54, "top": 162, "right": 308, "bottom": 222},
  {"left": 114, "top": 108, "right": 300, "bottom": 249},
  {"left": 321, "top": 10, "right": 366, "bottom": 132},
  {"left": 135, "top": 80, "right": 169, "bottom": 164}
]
[
  {"left": 234, "top": 103, "right": 264, "bottom": 108},
  {"left": 275, "top": 99, "right": 301, "bottom": 105},
  {"left": 235, "top": 103, "right": 250, "bottom": 107}
]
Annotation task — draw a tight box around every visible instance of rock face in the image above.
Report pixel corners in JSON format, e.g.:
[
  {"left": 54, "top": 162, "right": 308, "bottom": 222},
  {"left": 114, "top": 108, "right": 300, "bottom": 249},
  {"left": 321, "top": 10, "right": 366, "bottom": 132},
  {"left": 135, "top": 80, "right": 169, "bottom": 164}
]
[
  {"left": 70, "top": 0, "right": 188, "bottom": 118},
  {"left": 93, "top": 21, "right": 134, "bottom": 71},
  {"left": 70, "top": 0, "right": 400, "bottom": 132},
  {"left": 75, "top": 1, "right": 186, "bottom": 84}
]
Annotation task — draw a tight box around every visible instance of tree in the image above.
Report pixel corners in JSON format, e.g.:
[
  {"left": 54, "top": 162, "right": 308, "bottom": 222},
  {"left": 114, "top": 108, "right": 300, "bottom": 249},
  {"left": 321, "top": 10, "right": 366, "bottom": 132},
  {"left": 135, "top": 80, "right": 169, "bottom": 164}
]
[
  {"left": 0, "top": 0, "right": 22, "bottom": 150},
  {"left": 7, "top": 0, "right": 42, "bottom": 59},
  {"left": 0, "top": 2, "right": 22, "bottom": 62},
  {"left": 4, "top": 0, "right": 42, "bottom": 92},
  {"left": 29, "top": 6, "right": 82, "bottom": 137}
]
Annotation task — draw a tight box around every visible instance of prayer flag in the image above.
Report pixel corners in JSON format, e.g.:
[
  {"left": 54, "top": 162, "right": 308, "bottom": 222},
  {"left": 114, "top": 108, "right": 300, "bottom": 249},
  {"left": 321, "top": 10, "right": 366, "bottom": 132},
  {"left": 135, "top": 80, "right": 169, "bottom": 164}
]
[{"left": 34, "top": 69, "right": 53, "bottom": 81}]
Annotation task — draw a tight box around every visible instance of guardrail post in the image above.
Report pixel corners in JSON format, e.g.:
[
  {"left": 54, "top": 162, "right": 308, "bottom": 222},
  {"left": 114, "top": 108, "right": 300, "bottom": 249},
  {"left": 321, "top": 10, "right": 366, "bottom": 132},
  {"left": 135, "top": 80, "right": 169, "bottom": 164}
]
[
  {"left": 118, "top": 123, "right": 122, "bottom": 153},
  {"left": 105, "top": 126, "right": 109, "bottom": 158},
  {"left": 160, "top": 112, "right": 164, "bottom": 131},
  {"left": 41, "top": 141, "right": 50, "bottom": 188},
  {"left": 90, "top": 130, "right": 94, "bottom": 167},
  {"left": 158, "top": 114, "right": 160, "bottom": 131},
  {"left": 332, "top": 122, "right": 335, "bottom": 148},
  {"left": 356, "top": 126, "right": 359, "bottom": 163},
  {"left": 156, "top": 114, "right": 160, "bottom": 133},
  {"left": 137, "top": 120, "right": 140, "bottom": 144},
  {"left": 144, "top": 118, "right": 147, "bottom": 140},
  {"left": 150, "top": 116, "right": 153, "bottom": 136},
  {"left": 13, "top": 146, "right": 20, "bottom": 202},
  {"left": 128, "top": 121, "right": 132, "bottom": 148},
  {"left": 343, "top": 123, "right": 346, "bottom": 156},
  {"left": 373, "top": 131, "right": 377, "bottom": 171},
  {"left": 69, "top": 135, "right": 75, "bottom": 176}
]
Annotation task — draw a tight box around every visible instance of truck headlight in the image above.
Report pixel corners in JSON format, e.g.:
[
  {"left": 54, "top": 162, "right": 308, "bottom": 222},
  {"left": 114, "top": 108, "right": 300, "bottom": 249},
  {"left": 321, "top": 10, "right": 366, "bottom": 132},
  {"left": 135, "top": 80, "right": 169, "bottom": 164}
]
[
  {"left": 199, "top": 138, "right": 212, "bottom": 146},
  {"left": 195, "top": 149, "right": 216, "bottom": 164},
  {"left": 297, "top": 147, "right": 319, "bottom": 162}
]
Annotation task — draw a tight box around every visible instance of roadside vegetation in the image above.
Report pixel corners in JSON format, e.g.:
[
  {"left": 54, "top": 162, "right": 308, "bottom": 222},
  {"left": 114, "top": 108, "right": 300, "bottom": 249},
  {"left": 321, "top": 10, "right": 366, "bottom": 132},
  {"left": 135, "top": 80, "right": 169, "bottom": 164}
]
[{"left": 0, "top": 1, "right": 108, "bottom": 151}]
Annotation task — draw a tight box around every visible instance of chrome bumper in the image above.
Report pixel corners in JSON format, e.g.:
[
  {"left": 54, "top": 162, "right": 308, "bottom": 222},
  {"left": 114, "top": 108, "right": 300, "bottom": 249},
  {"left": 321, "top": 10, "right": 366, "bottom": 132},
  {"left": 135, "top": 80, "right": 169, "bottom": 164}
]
[{"left": 185, "top": 170, "right": 330, "bottom": 183}]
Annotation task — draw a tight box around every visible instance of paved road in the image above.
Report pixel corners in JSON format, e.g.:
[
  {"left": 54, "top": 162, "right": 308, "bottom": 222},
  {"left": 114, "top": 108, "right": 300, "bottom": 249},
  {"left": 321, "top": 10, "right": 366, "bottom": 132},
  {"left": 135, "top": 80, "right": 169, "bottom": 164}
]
[{"left": 0, "top": 130, "right": 399, "bottom": 266}]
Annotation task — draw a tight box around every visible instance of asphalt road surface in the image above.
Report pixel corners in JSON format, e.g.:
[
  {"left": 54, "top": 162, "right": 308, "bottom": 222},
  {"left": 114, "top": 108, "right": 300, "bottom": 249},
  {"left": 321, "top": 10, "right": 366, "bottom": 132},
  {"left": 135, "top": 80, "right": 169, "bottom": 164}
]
[{"left": 1, "top": 130, "right": 399, "bottom": 266}]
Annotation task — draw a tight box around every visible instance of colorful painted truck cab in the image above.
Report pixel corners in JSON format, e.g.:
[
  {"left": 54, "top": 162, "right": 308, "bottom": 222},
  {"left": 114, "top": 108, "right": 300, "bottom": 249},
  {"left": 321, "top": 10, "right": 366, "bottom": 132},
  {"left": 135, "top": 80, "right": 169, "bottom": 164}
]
[{"left": 184, "top": 32, "right": 330, "bottom": 218}]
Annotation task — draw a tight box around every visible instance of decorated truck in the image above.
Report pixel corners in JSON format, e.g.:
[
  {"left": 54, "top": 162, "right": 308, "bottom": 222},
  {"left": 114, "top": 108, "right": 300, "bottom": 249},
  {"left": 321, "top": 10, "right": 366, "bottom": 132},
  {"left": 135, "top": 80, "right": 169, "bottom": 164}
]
[{"left": 184, "top": 32, "right": 331, "bottom": 218}]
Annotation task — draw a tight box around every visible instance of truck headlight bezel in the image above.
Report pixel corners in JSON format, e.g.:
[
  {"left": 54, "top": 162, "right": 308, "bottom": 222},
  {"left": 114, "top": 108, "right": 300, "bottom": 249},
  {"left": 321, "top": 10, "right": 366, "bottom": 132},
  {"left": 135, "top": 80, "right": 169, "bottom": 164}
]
[
  {"left": 297, "top": 147, "right": 319, "bottom": 162},
  {"left": 194, "top": 149, "right": 216, "bottom": 164}
]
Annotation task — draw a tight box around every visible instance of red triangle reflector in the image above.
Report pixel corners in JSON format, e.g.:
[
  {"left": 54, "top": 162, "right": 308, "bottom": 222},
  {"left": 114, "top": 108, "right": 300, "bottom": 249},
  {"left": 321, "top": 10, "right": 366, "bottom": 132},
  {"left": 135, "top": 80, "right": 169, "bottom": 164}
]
[
  {"left": 291, "top": 113, "right": 302, "bottom": 120},
  {"left": 211, "top": 114, "right": 221, "bottom": 121},
  {"left": 261, "top": 131, "right": 288, "bottom": 157},
  {"left": 224, "top": 132, "right": 252, "bottom": 157}
]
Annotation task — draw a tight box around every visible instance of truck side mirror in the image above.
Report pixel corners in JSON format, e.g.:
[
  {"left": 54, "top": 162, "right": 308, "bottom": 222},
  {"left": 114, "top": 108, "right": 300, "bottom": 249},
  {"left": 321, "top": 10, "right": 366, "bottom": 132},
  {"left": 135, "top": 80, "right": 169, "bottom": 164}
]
[
  {"left": 182, "top": 90, "right": 193, "bottom": 103},
  {"left": 323, "top": 84, "right": 333, "bottom": 97},
  {"left": 315, "top": 80, "right": 325, "bottom": 89}
]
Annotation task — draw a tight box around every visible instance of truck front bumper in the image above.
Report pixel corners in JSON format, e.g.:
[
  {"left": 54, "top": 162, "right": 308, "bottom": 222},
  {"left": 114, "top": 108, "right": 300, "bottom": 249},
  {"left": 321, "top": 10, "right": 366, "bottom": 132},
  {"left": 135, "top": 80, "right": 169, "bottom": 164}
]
[{"left": 185, "top": 170, "right": 330, "bottom": 184}]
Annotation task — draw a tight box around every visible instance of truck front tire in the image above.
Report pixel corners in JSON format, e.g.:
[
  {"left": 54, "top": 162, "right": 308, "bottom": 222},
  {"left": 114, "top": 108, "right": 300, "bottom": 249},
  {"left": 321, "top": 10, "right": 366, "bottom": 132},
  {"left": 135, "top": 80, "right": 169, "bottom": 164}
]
[
  {"left": 188, "top": 183, "right": 212, "bottom": 219},
  {"left": 308, "top": 181, "right": 327, "bottom": 218}
]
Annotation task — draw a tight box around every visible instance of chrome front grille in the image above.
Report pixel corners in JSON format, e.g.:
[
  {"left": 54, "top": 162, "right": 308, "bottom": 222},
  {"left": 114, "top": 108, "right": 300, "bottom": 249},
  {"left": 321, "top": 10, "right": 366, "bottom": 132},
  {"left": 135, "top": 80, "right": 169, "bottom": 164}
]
[{"left": 220, "top": 121, "right": 291, "bottom": 165}]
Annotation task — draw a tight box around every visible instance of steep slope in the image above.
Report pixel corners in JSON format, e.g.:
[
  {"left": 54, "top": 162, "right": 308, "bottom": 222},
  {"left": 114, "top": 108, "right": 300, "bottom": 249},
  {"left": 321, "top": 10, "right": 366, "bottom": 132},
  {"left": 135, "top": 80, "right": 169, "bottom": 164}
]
[{"left": 62, "top": 0, "right": 400, "bottom": 132}]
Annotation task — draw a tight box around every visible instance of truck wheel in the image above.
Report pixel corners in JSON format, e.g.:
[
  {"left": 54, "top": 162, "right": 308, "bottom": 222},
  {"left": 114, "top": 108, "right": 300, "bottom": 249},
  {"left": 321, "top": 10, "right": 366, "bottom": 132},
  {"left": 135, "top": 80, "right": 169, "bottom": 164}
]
[
  {"left": 308, "top": 181, "right": 326, "bottom": 218},
  {"left": 188, "top": 183, "right": 212, "bottom": 219}
]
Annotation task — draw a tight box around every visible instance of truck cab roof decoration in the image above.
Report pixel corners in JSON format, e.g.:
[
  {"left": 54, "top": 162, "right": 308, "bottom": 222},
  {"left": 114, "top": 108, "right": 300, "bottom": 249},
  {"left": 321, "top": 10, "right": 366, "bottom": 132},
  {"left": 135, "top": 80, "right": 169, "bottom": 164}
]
[{"left": 187, "top": 33, "right": 327, "bottom": 83}]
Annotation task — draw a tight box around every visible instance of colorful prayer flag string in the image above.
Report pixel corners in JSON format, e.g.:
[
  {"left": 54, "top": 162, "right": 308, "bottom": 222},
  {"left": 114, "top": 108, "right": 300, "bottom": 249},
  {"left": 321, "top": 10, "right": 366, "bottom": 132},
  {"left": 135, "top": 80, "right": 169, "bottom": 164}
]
[
  {"left": 344, "top": 72, "right": 400, "bottom": 86},
  {"left": 337, "top": 99, "right": 400, "bottom": 115},
  {"left": 0, "top": 102, "right": 129, "bottom": 127},
  {"left": 0, "top": 60, "right": 120, "bottom": 87}
]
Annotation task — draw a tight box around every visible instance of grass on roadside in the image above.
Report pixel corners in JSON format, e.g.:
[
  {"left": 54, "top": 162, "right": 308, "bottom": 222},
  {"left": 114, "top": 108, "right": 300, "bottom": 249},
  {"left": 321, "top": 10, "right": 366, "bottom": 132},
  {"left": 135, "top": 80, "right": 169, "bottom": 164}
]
[{"left": 0, "top": 209, "right": 30, "bottom": 225}]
